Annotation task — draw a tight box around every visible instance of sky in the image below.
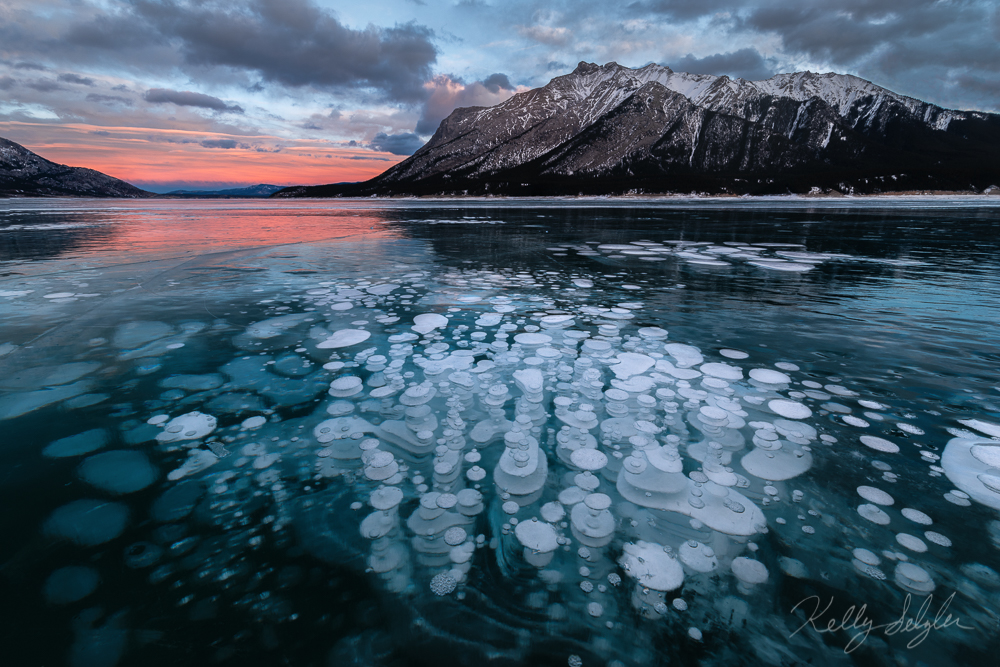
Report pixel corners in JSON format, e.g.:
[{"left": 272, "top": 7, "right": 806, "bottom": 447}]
[{"left": 2, "top": 0, "right": 998, "bottom": 192}]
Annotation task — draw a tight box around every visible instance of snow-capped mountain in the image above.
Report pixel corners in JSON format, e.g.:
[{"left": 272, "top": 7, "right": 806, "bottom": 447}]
[
  {"left": 1, "top": 137, "right": 151, "bottom": 198},
  {"left": 276, "top": 62, "right": 1000, "bottom": 197}
]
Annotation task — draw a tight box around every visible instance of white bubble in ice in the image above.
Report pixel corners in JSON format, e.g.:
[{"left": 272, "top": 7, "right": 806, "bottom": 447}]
[
  {"left": 156, "top": 411, "right": 217, "bottom": 443},
  {"left": 924, "top": 531, "right": 951, "bottom": 547},
  {"left": 619, "top": 541, "right": 684, "bottom": 592},
  {"left": 774, "top": 362, "right": 799, "bottom": 371},
  {"left": 896, "top": 533, "right": 927, "bottom": 553},
  {"left": 720, "top": 349, "right": 749, "bottom": 360},
  {"left": 541, "top": 502, "right": 565, "bottom": 523},
  {"left": 688, "top": 627, "right": 703, "bottom": 641},
  {"left": 971, "top": 445, "right": 1000, "bottom": 469},
  {"left": 731, "top": 557, "right": 769, "bottom": 585},
  {"left": 768, "top": 400, "right": 811, "bottom": 420},
  {"left": 515, "top": 519, "right": 558, "bottom": 553},
  {"left": 857, "top": 504, "right": 891, "bottom": 525},
  {"left": 412, "top": 313, "right": 448, "bottom": 334},
  {"left": 430, "top": 572, "right": 457, "bottom": 596},
  {"left": 897, "top": 423, "right": 924, "bottom": 435},
  {"left": 750, "top": 369, "right": 790, "bottom": 384},
  {"left": 570, "top": 448, "right": 608, "bottom": 471},
  {"left": 664, "top": 343, "right": 703, "bottom": 368},
  {"left": 701, "top": 362, "right": 743, "bottom": 380},
  {"left": 241, "top": 416, "right": 266, "bottom": 429},
  {"left": 444, "top": 527, "right": 468, "bottom": 546},
  {"left": 856, "top": 486, "right": 894, "bottom": 506},
  {"left": 901, "top": 508, "right": 932, "bottom": 525},
  {"left": 502, "top": 501, "right": 520, "bottom": 515},
  {"left": 859, "top": 435, "right": 899, "bottom": 453},
  {"left": 328, "top": 376, "right": 363, "bottom": 397},
  {"left": 958, "top": 419, "right": 1000, "bottom": 438},
  {"left": 895, "top": 562, "right": 935, "bottom": 594},
  {"left": 317, "top": 329, "right": 371, "bottom": 349}
]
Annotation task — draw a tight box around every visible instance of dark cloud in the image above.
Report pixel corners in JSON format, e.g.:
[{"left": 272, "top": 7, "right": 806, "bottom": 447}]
[
  {"left": 370, "top": 132, "right": 425, "bottom": 155},
  {"left": 90, "top": 130, "right": 111, "bottom": 136},
  {"left": 143, "top": 88, "right": 244, "bottom": 113},
  {"left": 13, "top": 61, "right": 47, "bottom": 70},
  {"left": 57, "top": 73, "right": 95, "bottom": 86},
  {"left": 86, "top": 93, "right": 133, "bottom": 106},
  {"left": 483, "top": 73, "right": 515, "bottom": 93},
  {"left": 0, "top": 76, "right": 15, "bottom": 90},
  {"left": 200, "top": 139, "right": 242, "bottom": 149},
  {"left": 671, "top": 48, "right": 776, "bottom": 81},
  {"left": 25, "top": 80, "right": 64, "bottom": 92},
  {"left": 121, "top": 0, "right": 437, "bottom": 103}
]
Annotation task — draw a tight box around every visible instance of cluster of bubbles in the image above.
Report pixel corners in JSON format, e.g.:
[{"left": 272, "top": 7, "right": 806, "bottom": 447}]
[{"left": 30, "top": 251, "right": 1000, "bottom": 665}]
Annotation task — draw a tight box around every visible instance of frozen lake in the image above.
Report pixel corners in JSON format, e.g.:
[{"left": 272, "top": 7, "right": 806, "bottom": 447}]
[{"left": 2, "top": 197, "right": 1000, "bottom": 666}]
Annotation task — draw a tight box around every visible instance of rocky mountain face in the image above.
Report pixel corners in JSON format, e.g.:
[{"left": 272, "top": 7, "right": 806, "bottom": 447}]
[
  {"left": 277, "top": 62, "right": 1000, "bottom": 197},
  {"left": 1, "top": 137, "right": 151, "bottom": 198}
]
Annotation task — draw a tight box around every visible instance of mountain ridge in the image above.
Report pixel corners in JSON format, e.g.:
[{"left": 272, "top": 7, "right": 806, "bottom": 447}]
[
  {"left": 0, "top": 137, "right": 152, "bottom": 198},
  {"left": 275, "top": 62, "right": 1000, "bottom": 197}
]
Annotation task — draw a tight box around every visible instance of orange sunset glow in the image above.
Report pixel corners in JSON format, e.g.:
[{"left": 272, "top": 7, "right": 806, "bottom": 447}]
[{"left": 0, "top": 122, "right": 406, "bottom": 191}]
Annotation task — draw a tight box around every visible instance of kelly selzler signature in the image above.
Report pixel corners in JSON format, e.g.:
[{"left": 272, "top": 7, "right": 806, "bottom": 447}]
[{"left": 789, "top": 592, "right": 974, "bottom": 653}]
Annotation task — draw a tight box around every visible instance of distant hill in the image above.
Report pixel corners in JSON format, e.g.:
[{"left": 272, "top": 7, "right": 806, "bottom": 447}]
[
  {"left": 162, "top": 184, "right": 286, "bottom": 198},
  {"left": 274, "top": 61, "right": 1000, "bottom": 197},
  {"left": 1, "top": 137, "right": 152, "bottom": 198}
]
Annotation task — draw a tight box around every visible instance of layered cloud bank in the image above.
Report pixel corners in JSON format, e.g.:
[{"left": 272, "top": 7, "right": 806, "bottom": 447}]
[{"left": 2, "top": 0, "right": 997, "bottom": 188}]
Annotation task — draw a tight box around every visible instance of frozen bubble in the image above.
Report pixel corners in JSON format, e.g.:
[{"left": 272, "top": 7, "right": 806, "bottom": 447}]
[
  {"left": 570, "top": 448, "right": 608, "bottom": 471},
  {"left": 897, "top": 423, "right": 924, "bottom": 435},
  {"left": 572, "top": 279, "right": 593, "bottom": 288},
  {"left": 156, "top": 412, "right": 217, "bottom": 443},
  {"left": 750, "top": 368, "right": 791, "bottom": 384},
  {"left": 328, "top": 376, "right": 363, "bottom": 397},
  {"left": 412, "top": 313, "right": 448, "bottom": 334},
  {"left": 78, "top": 451, "right": 158, "bottom": 495},
  {"left": 778, "top": 557, "right": 809, "bottom": 579},
  {"left": 370, "top": 486, "right": 404, "bottom": 511},
  {"left": 44, "top": 499, "right": 129, "bottom": 546},
  {"left": 444, "top": 527, "right": 468, "bottom": 546},
  {"left": 672, "top": 598, "right": 688, "bottom": 611},
  {"left": 895, "top": 562, "right": 935, "bottom": 594},
  {"left": 541, "top": 502, "right": 565, "bottom": 523},
  {"left": 857, "top": 504, "right": 891, "bottom": 525},
  {"left": 688, "top": 627, "right": 703, "bottom": 641},
  {"left": 768, "top": 399, "right": 811, "bottom": 420},
  {"left": 901, "top": 508, "right": 932, "bottom": 525},
  {"left": 430, "top": 572, "right": 457, "bottom": 596},
  {"left": 922, "top": 531, "right": 950, "bottom": 547},
  {"left": 515, "top": 519, "right": 558, "bottom": 553},
  {"left": 241, "top": 416, "right": 266, "bottom": 429},
  {"left": 568, "top": 655, "right": 583, "bottom": 667},
  {"left": 317, "top": 329, "right": 371, "bottom": 349},
  {"left": 43, "top": 429, "right": 110, "bottom": 458},
  {"left": 502, "top": 501, "right": 520, "bottom": 515},
  {"left": 720, "top": 349, "right": 749, "bottom": 360},
  {"left": 664, "top": 343, "right": 703, "bottom": 368},
  {"left": 44, "top": 566, "right": 99, "bottom": 604},
  {"left": 896, "top": 533, "right": 927, "bottom": 552},
  {"left": 774, "top": 362, "right": 799, "bottom": 371},
  {"left": 958, "top": 419, "right": 1000, "bottom": 438},
  {"left": 731, "top": 557, "right": 769, "bottom": 584},
  {"left": 859, "top": 435, "right": 899, "bottom": 453},
  {"left": 701, "top": 362, "right": 743, "bottom": 381},
  {"left": 609, "top": 352, "right": 655, "bottom": 379},
  {"left": 619, "top": 541, "right": 684, "bottom": 592},
  {"left": 857, "top": 486, "right": 894, "bottom": 506},
  {"left": 971, "top": 445, "right": 1000, "bottom": 469},
  {"left": 853, "top": 548, "right": 880, "bottom": 566}
]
